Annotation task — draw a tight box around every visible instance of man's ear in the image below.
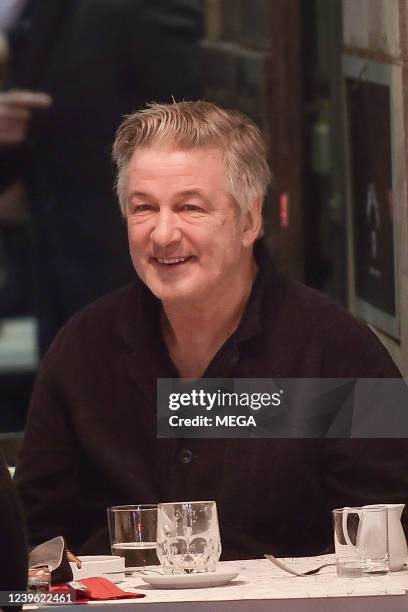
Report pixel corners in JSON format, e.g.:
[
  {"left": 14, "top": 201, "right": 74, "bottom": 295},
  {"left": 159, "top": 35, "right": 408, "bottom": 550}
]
[{"left": 242, "top": 195, "right": 263, "bottom": 247}]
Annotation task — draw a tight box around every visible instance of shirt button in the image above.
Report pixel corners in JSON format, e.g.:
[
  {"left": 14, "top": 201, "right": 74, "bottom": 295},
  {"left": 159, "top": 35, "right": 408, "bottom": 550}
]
[{"left": 179, "top": 448, "right": 193, "bottom": 464}]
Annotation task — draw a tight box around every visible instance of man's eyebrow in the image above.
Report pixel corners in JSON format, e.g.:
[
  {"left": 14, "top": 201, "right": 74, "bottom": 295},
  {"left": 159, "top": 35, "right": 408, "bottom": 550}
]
[
  {"left": 129, "top": 189, "right": 204, "bottom": 197},
  {"left": 129, "top": 189, "right": 208, "bottom": 201},
  {"left": 129, "top": 191, "right": 150, "bottom": 200},
  {"left": 176, "top": 190, "right": 207, "bottom": 199}
]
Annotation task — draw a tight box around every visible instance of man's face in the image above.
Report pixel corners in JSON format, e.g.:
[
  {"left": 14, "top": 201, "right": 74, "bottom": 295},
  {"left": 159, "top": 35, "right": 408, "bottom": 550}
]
[{"left": 125, "top": 145, "right": 259, "bottom": 305}]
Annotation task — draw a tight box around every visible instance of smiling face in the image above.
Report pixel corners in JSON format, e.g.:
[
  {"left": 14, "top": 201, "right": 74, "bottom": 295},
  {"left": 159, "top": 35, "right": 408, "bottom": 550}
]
[{"left": 125, "top": 145, "right": 261, "bottom": 306}]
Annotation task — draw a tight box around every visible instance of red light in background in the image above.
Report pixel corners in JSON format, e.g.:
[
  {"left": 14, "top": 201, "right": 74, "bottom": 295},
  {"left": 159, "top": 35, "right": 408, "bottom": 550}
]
[{"left": 280, "top": 192, "right": 289, "bottom": 228}]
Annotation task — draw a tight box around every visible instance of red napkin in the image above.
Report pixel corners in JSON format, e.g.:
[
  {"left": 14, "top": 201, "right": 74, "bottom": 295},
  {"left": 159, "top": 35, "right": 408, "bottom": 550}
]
[{"left": 52, "top": 577, "right": 145, "bottom": 602}]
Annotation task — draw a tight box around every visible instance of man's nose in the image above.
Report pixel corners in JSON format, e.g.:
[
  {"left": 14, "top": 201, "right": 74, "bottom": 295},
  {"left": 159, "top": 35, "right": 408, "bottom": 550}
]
[{"left": 150, "top": 210, "right": 182, "bottom": 247}]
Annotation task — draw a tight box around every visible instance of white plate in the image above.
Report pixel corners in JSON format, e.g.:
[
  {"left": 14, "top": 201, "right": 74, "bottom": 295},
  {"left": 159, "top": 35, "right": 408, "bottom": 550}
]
[
  {"left": 141, "top": 569, "right": 239, "bottom": 589},
  {"left": 69, "top": 555, "right": 125, "bottom": 583}
]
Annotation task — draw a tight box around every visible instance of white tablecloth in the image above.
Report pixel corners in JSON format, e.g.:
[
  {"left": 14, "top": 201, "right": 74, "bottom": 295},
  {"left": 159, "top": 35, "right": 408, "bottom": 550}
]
[{"left": 28, "top": 555, "right": 408, "bottom": 612}]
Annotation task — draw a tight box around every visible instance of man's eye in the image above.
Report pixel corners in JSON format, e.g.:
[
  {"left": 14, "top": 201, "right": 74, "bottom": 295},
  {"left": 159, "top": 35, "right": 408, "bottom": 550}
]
[
  {"left": 133, "top": 204, "right": 153, "bottom": 213},
  {"left": 182, "top": 204, "right": 204, "bottom": 213}
]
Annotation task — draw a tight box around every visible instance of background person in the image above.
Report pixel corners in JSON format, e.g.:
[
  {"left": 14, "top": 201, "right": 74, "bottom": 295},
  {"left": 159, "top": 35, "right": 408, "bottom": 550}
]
[{"left": 0, "top": 0, "right": 203, "bottom": 354}]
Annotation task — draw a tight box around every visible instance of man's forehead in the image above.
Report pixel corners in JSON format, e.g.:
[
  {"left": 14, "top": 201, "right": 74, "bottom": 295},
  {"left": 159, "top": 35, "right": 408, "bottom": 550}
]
[
  {"left": 125, "top": 145, "right": 237, "bottom": 208},
  {"left": 128, "top": 144, "right": 224, "bottom": 171},
  {"left": 126, "top": 146, "right": 229, "bottom": 196}
]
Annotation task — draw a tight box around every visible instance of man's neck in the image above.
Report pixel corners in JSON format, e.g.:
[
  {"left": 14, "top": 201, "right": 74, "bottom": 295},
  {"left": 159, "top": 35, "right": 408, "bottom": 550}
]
[{"left": 161, "top": 256, "right": 257, "bottom": 378}]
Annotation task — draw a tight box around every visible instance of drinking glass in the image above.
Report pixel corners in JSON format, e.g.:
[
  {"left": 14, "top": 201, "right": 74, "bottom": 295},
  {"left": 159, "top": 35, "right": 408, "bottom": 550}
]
[
  {"left": 333, "top": 506, "right": 389, "bottom": 577},
  {"left": 156, "top": 501, "right": 221, "bottom": 574},
  {"left": 107, "top": 504, "right": 158, "bottom": 568}
]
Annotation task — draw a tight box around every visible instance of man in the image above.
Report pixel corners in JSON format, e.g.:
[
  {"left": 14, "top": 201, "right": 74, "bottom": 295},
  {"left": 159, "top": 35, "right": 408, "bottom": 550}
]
[
  {"left": 0, "top": 0, "right": 202, "bottom": 353},
  {"left": 15, "top": 101, "right": 408, "bottom": 560}
]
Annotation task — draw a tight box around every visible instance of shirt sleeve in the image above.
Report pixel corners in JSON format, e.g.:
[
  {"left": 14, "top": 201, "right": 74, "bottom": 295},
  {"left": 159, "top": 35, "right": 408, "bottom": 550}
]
[{"left": 14, "top": 332, "right": 95, "bottom": 551}]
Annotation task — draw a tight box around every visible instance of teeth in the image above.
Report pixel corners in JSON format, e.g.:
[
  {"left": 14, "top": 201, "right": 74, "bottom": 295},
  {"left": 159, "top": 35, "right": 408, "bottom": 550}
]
[{"left": 157, "top": 257, "right": 187, "bottom": 264}]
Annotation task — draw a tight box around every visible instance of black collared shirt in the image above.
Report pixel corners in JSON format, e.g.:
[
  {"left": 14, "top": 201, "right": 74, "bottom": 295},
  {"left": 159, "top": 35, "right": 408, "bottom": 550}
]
[{"left": 15, "top": 241, "right": 405, "bottom": 558}]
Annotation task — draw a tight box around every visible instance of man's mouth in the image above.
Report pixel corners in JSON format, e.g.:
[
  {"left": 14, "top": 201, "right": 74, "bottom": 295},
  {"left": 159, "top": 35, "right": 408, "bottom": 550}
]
[{"left": 153, "top": 256, "right": 194, "bottom": 266}]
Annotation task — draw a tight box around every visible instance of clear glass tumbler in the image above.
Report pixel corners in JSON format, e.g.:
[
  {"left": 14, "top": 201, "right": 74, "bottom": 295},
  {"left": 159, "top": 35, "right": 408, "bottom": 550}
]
[
  {"left": 107, "top": 504, "right": 158, "bottom": 568},
  {"left": 156, "top": 500, "right": 222, "bottom": 574},
  {"left": 332, "top": 506, "right": 389, "bottom": 577}
]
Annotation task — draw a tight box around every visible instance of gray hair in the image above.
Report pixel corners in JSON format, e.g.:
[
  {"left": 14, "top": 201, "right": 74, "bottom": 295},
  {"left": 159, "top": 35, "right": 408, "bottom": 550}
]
[{"left": 112, "top": 100, "right": 271, "bottom": 216}]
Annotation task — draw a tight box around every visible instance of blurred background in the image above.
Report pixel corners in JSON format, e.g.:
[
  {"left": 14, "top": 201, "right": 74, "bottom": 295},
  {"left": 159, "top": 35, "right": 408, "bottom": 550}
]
[{"left": 1, "top": 0, "right": 407, "bottom": 463}]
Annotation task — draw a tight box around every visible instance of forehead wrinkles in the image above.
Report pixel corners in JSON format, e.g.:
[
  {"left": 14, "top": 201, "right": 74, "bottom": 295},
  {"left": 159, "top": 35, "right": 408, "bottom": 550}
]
[{"left": 127, "top": 147, "right": 230, "bottom": 191}]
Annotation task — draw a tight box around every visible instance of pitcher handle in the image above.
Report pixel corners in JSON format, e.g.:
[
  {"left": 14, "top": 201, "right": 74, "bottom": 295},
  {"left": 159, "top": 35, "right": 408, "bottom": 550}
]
[{"left": 342, "top": 507, "right": 362, "bottom": 548}]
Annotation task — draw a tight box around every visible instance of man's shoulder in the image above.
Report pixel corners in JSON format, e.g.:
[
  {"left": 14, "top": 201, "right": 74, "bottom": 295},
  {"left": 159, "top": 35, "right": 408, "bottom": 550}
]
[
  {"left": 279, "top": 277, "right": 355, "bottom": 323},
  {"left": 45, "top": 284, "right": 140, "bottom": 359},
  {"left": 262, "top": 274, "right": 400, "bottom": 377},
  {"left": 68, "top": 284, "right": 134, "bottom": 327},
  {"left": 257, "top": 243, "right": 361, "bottom": 331},
  {"left": 264, "top": 272, "right": 358, "bottom": 328}
]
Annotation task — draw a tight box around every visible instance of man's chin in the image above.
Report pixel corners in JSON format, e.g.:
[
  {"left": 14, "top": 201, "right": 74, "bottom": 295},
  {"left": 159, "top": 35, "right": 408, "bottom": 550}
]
[{"left": 145, "top": 281, "right": 200, "bottom": 304}]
